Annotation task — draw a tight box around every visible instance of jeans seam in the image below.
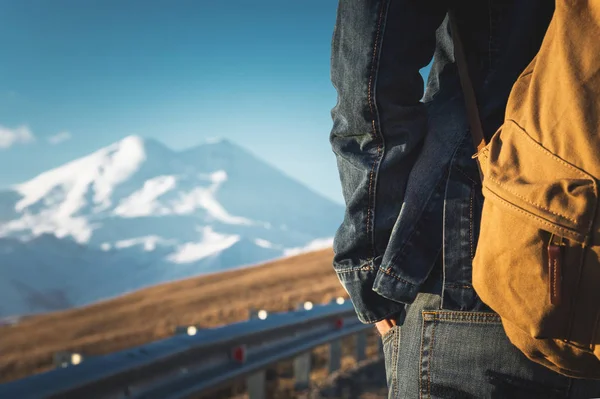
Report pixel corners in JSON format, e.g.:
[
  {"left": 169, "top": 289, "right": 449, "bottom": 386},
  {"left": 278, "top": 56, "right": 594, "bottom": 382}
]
[
  {"left": 392, "top": 327, "right": 399, "bottom": 398},
  {"left": 445, "top": 283, "right": 473, "bottom": 289},
  {"left": 454, "top": 164, "right": 479, "bottom": 186},
  {"left": 334, "top": 262, "right": 442, "bottom": 288},
  {"left": 380, "top": 266, "right": 418, "bottom": 286},
  {"left": 419, "top": 313, "right": 425, "bottom": 399},
  {"left": 366, "top": 0, "right": 388, "bottom": 259},
  {"left": 367, "top": 144, "right": 382, "bottom": 259},
  {"left": 428, "top": 319, "right": 437, "bottom": 398},
  {"left": 469, "top": 182, "right": 475, "bottom": 260},
  {"left": 367, "top": 1, "right": 386, "bottom": 121}
]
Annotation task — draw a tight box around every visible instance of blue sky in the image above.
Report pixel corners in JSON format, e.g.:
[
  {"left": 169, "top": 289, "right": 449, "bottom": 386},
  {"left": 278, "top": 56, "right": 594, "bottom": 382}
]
[{"left": 0, "top": 1, "right": 430, "bottom": 205}]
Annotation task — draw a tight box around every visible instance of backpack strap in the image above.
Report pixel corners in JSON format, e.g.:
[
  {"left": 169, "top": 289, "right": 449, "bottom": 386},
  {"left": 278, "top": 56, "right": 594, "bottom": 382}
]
[{"left": 448, "top": 11, "right": 487, "bottom": 154}]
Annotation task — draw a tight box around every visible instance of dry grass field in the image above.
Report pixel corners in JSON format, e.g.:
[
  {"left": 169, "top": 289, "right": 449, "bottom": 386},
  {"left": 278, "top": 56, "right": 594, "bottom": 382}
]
[{"left": 0, "top": 248, "right": 361, "bottom": 384}]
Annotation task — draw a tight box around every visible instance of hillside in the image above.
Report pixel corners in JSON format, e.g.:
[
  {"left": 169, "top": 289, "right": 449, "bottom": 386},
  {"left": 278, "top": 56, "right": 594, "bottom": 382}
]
[{"left": 0, "top": 248, "right": 349, "bottom": 383}]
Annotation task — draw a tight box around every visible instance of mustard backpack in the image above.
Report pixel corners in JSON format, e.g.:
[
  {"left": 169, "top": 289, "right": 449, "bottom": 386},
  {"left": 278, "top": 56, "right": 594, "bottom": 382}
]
[{"left": 451, "top": 2, "right": 600, "bottom": 378}]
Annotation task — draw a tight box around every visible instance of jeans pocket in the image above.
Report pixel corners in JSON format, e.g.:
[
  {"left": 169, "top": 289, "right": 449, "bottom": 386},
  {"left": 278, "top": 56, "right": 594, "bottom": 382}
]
[
  {"left": 419, "top": 310, "right": 571, "bottom": 399},
  {"left": 382, "top": 325, "right": 400, "bottom": 398}
]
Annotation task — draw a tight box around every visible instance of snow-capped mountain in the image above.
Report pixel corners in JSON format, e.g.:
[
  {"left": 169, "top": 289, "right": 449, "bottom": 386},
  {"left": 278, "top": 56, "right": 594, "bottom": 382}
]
[{"left": 0, "top": 136, "right": 342, "bottom": 317}]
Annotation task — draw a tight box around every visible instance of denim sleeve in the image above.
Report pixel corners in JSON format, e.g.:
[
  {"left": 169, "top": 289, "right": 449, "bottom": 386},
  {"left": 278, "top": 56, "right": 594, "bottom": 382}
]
[{"left": 330, "top": 0, "right": 448, "bottom": 323}]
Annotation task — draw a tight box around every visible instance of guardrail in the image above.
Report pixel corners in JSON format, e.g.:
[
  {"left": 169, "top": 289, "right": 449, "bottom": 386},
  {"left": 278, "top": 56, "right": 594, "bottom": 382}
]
[{"left": 0, "top": 299, "right": 376, "bottom": 399}]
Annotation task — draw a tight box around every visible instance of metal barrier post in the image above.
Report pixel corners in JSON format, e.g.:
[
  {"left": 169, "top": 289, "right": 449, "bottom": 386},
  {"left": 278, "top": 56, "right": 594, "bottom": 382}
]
[
  {"left": 246, "top": 370, "right": 266, "bottom": 399},
  {"left": 329, "top": 339, "right": 342, "bottom": 373},
  {"left": 355, "top": 331, "right": 367, "bottom": 361},
  {"left": 293, "top": 352, "right": 311, "bottom": 391}
]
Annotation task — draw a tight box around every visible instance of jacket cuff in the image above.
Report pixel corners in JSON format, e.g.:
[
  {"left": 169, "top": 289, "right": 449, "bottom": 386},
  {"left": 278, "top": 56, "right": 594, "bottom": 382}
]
[{"left": 335, "top": 267, "right": 407, "bottom": 324}]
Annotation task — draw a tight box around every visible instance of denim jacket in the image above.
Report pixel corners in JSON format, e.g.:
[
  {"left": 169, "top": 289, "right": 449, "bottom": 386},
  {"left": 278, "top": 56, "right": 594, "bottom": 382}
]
[{"left": 330, "top": 0, "right": 554, "bottom": 323}]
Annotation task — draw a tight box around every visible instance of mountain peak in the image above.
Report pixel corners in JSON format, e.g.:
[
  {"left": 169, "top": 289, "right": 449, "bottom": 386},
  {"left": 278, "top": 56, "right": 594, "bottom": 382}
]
[
  {"left": 114, "top": 135, "right": 173, "bottom": 155},
  {"left": 12, "top": 135, "right": 153, "bottom": 229},
  {"left": 118, "top": 134, "right": 144, "bottom": 146},
  {"left": 105, "top": 135, "right": 147, "bottom": 160}
]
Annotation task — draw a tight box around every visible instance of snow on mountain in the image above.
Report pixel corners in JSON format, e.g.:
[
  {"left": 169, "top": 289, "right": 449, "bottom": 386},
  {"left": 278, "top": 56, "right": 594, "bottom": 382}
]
[
  {"left": 0, "top": 136, "right": 343, "bottom": 317},
  {"left": 167, "top": 226, "right": 241, "bottom": 264}
]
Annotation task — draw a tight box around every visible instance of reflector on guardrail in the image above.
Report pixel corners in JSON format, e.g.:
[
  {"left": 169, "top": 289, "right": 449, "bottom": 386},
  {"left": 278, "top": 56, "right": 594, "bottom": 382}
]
[
  {"left": 231, "top": 344, "right": 247, "bottom": 364},
  {"left": 249, "top": 308, "right": 269, "bottom": 320},
  {"left": 52, "top": 351, "right": 84, "bottom": 368},
  {"left": 174, "top": 325, "right": 199, "bottom": 336}
]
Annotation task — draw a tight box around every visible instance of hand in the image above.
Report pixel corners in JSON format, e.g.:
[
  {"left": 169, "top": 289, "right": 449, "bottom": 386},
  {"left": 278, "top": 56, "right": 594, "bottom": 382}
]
[{"left": 375, "top": 317, "right": 398, "bottom": 337}]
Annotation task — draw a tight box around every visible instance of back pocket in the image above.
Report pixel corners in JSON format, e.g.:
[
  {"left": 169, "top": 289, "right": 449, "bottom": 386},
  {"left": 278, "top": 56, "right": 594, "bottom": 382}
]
[{"left": 420, "top": 311, "right": 571, "bottom": 399}]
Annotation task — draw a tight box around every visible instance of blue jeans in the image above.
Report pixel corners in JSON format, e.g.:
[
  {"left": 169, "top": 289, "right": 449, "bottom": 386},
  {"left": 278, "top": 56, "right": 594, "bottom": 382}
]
[{"left": 382, "top": 292, "right": 600, "bottom": 398}]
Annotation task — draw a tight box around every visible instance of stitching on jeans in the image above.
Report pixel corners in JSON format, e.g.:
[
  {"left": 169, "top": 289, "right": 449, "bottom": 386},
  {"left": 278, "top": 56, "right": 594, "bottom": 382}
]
[
  {"left": 428, "top": 319, "right": 437, "bottom": 398},
  {"left": 484, "top": 187, "right": 583, "bottom": 240},
  {"left": 470, "top": 184, "right": 475, "bottom": 260},
  {"left": 423, "top": 311, "right": 499, "bottom": 317},
  {"left": 428, "top": 319, "right": 501, "bottom": 325},
  {"left": 367, "top": 142, "right": 383, "bottom": 258},
  {"left": 454, "top": 165, "right": 479, "bottom": 185},
  {"left": 422, "top": 318, "right": 501, "bottom": 325},
  {"left": 393, "top": 325, "right": 399, "bottom": 398},
  {"left": 446, "top": 283, "right": 473, "bottom": 289},
  {"left": 419, "top": 313, "right": 426, "bottom": 399},
  {"left": 380, "top": 266, "right": 417, "bottom": 286},
  {"left": 367, "top": 150, "right": 376, "bottom": 258},
  {"left": 367, "top": 3, "right": 386, "bottom": 119},
  {"left": 335, "top": 265, "right": 375, "bottom": 274},
  {"left": 423, "top": 311, "right": 501, "bottom": 324},
  {"left": 366, "top": 1, "right": 387, "bottom": 259}
]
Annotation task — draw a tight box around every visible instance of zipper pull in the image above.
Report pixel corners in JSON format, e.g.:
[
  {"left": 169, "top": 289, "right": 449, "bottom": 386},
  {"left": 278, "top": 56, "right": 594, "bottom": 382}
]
[{"left": 548, "top": 234, "right": 564, "bottom": 306}]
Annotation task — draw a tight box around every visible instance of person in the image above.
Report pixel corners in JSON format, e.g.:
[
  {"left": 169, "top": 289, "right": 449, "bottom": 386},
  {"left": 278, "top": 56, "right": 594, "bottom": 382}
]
[{"left": 329, "top": 1, "right": 600, "bottom": 397}]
